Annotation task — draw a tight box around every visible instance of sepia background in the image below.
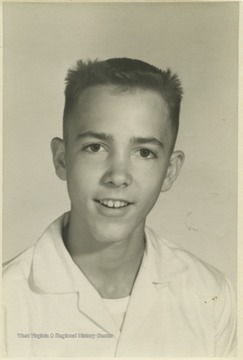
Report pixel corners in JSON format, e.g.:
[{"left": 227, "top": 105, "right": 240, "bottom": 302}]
[{"left": 3, "top": 2, "right": 238, "bottom": 290}]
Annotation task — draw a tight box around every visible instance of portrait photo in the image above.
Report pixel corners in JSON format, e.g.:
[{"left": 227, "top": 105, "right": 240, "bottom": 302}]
[{"left": 2, "top": 1, "right": 239, "bottom": 357}]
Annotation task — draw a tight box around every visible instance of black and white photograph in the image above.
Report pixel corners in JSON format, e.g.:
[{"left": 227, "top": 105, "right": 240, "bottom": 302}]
[{"left": 2, "top": 1, "right": 240, "bottom": 357}]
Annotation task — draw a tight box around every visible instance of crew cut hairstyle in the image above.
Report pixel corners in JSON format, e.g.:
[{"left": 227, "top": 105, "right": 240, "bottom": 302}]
[{"left": 63, "top": 58, "right": 184, "bottom": 139}]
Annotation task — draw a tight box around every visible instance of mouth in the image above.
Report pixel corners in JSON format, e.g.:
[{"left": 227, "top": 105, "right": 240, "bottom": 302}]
[{"left": 95, "top": 199, "right": 131, "bottom": 209}]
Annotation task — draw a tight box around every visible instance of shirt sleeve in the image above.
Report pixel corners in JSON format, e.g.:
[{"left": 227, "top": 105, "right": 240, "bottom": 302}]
[{"left": 214, "top": 276, "right": 237, "bottom": 357}]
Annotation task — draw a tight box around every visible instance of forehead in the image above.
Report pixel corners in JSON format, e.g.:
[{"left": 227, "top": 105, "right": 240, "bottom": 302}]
[
  {"left": 76, "top": 84, "right": 169, "bottom": 116},
  {"left": 66, "top": 85, "right": 173, "bottom": 143}
]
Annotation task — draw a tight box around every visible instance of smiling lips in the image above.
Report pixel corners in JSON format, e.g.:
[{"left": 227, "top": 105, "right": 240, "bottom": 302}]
[{"left": 96, "top": 199, "right": 131, "bottom": 209}]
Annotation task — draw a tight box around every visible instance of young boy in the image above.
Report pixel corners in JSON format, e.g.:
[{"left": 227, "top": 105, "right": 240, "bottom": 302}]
[{"left": 3, "top": 58, "right": 236, "bottom": 357}]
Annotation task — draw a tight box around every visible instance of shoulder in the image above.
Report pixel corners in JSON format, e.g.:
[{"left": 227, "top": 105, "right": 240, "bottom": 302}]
[
  {"left": 146, "top": 228, "right": 236, "bottom": 357},
  {"left": 3, "top": 213, "right": 67, "bottom": 284},
  {"left": 146, "top": 227, "right": 231, "bottom": 297},
  {"left": 171, "top": 238, "right": 224, "bottom": 289},
  {"left": 3, "top": 246, "right": 35, "bottom": 284}
]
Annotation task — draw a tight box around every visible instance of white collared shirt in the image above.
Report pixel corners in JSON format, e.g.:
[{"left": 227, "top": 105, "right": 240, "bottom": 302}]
[{"left": 3, "top": 213, "right": 236, "bottom": 357}]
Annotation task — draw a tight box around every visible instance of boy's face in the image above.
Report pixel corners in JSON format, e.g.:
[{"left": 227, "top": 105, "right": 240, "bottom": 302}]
[{"left": 52, "top": 85, "right": 184, "bottom": 244}]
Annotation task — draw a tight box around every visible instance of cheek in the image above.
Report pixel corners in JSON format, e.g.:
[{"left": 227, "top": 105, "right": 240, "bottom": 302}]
[
  {"left": 65, "top": 164, "right": 89, "bottom": 198},
  {"left": 138, "top": 177, "right": 163, "bottom": 210},
  {"left": 137, "top": 163, "right": 167, "bottom": 189},
  {"left": 66, "top": 157, "right": 98, "bottom": 182},
  {"left": 137, "top": 167, "right": 168, "bottom": 208},
  {"left": 144, "top": 183, "right": 162, "bottom": 204}
]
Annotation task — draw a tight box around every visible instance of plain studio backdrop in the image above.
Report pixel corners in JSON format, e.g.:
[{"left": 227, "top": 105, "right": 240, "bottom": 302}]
[{"left": 3, "top": 2, "right": 238, "bottom": 290}]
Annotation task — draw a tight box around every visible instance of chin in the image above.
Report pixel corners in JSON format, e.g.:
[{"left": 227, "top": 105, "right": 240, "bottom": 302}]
[{"left": 92, "top": 220, "right": 144, "bottom": 245}]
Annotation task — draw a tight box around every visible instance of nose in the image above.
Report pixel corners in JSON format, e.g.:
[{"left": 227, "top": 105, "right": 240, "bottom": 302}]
[{"left": 102, "top": 154, "right": 132, "bottom": 187}]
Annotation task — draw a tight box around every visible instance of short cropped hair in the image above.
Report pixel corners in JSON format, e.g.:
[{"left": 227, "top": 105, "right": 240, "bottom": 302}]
[{"left": 63, "top": 58, "right": 183, "bottom": 142}]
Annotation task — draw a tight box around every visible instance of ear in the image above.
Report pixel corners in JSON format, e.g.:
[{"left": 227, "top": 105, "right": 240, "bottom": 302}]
[
  {"left": 161, "top": 151, "right": 185, "bottom": 192},
  {"left": 50, "top": 137, "right": 67, "bottom": 181}
]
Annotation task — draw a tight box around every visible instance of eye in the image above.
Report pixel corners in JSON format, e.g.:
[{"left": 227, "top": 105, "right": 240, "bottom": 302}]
[
  {"left": 135, "top": 148, "right": 156, "bottom": 159},
  {"left": 84, "top": 143, "right": 106, "bottom": 153}
]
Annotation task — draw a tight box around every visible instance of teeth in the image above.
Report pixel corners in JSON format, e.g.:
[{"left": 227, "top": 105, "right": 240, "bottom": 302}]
[
  {"left": 99, "top": 199, "right": 129, "bottom": 208},
  {"left": 114, "top": 201, "right": 120, "bottom": 208},
  {"left": 108, "top": 200, "right": 113, "bottom": 208}
]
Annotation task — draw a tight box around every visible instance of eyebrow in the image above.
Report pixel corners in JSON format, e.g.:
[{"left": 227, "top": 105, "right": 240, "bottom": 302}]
[
  {"left": 77, "top": 131, "right": 113, "bottom": 142},
  {"left": 77, "top": 131, "right": 163, "bottom": 148},
  {"left": 131, "top": 137, "right": 164, "bottom": 149}
]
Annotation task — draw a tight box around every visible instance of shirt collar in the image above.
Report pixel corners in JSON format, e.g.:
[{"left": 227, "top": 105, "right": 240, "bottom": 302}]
[
  {"left": 29, "top": 212, "right": 83, "bottom": 293},
  {"left": 29, "top": 213, "right": 188, "bottom": 294},
  {"left": 144, "top": 227, "right": 188, "bottom": 283}
]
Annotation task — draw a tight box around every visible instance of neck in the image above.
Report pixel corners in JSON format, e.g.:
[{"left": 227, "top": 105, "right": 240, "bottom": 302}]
[{"left": 63, "top": 212, "right": 145, "bottom": 298}]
